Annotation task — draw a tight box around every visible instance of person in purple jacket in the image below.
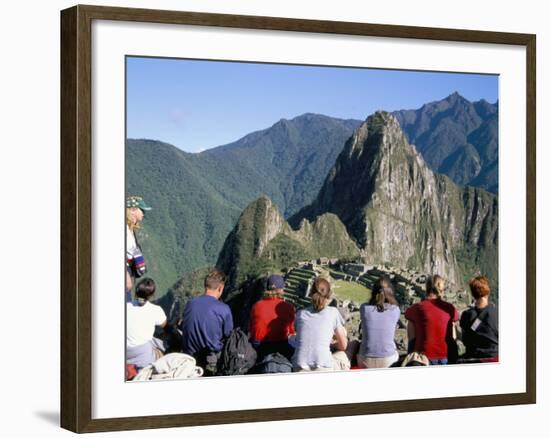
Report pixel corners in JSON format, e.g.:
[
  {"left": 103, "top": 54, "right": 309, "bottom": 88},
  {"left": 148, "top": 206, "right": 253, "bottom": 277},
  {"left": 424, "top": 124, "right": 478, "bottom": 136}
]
[{"left": 357, "top": 276, "right": 401, "bottom": 368}]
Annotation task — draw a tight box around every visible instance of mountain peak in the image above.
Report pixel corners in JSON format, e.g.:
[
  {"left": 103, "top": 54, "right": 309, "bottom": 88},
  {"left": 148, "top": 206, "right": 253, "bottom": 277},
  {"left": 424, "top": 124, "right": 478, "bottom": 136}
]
[
  {"left": 289, "top": 109, "right": 424, "bottom": 237},
  {"left": 295, "top": 112, "right": 325, "bottom": 120},
  {"left": 365, "top": 111, "right": 400, "bottom": 133},
  {"left": 446, "top": 91, "right": 466, "bottom": 101},
  {"left": 283, "top": 112, "right": 359, "bottom": 126},
  {"left": 439, "top": 92, "right": 473, "bottom": 111},
  {"left": 346, "top": 111, "right": 411, "bottom": 161}
]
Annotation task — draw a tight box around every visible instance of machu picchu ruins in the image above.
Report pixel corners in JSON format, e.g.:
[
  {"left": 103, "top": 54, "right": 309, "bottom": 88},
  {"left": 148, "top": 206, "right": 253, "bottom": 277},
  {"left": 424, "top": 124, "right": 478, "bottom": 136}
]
[{"left": 281, "top": 258, "right": 471, "bottom": 356}]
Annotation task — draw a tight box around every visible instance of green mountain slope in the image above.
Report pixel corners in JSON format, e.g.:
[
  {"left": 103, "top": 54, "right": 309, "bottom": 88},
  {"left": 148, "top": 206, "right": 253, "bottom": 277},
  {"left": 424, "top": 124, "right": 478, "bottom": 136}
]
[
  {"left": 203, "top": 113, "right": 362, "bottom": 217},
  {"left": 126, "top": 139, "right": 245, "bottom": 294},
  {"left": 126, "top": 114, "right": 360, "bottom": 294}
]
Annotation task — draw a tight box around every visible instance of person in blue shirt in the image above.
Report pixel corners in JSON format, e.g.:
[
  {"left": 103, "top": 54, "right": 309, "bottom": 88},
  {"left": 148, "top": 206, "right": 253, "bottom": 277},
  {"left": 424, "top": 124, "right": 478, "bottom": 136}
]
[{"left": 181, "top": 268, "right": 233, "bottom": 375}]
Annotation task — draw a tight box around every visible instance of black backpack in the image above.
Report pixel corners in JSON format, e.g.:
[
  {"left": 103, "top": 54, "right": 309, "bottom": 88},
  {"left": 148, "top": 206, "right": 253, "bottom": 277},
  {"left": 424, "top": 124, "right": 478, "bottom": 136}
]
[
  {"left": 253, "top": 352, "right": 292, "bottom": 374},
  {"left": 217, "top": 328, "right": 257, "bottom": 376}
]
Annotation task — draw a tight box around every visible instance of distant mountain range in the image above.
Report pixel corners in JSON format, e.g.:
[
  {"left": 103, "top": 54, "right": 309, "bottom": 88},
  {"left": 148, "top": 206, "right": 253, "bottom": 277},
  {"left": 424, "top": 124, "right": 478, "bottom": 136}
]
[
  {"left": 393, "top": 92, "right": 498, "bottom": 193},
  {"left": 127, "top": 93, "right": 498, "bottom": 295}
]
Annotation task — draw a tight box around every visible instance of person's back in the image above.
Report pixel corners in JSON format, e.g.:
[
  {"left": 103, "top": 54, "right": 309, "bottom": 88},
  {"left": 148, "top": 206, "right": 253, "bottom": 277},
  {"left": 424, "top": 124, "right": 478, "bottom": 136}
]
[
  {"left": 127, "top": 301, "right": 166, "bottom": 348},
  {"left": 180, "top": 269, "right": 233, "bottom": 376},
  {"left": 359, "top": 303, "right": 400, "bottom": 357},
  {"left": 250, "top": 276, "right": 296, "bottom": 343},
  {"left": 181, "top": 294, "right": 233, "bottom": 355},
  {"left": 292, "top": 305, "right": 344, "bottom": 370},
  {"left": 291, "top": 278, "right": 349, "bottom": 371},
  {"left": 357, "top": 276, "right": 401, "bottom": 368},
  {"left": 250, "top": 297, "right": 295, "bottom": 342},
  {"left": 249, "top": 275, "right": 296, "bottom": 360},
  {"left": 460, "top": 276, "right": 498, "bottom": 360},
  {"left": 460, "top": 304, "right": 498, "bottom": 358},
  {"left": 405, "top": 298, "right": 458, "bottom": 360},
  {"left": 405, "top": 275, "right": 459, "bottom": 364},
  {"left": 126, "top": 278, "right": 167, "bottom": 370}
]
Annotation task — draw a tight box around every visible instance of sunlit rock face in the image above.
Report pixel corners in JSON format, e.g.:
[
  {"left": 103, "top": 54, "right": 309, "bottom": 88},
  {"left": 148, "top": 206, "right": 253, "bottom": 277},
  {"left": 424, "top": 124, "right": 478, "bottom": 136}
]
[{"left": 291, "top": 112, "right": 498, "bottom": 290}]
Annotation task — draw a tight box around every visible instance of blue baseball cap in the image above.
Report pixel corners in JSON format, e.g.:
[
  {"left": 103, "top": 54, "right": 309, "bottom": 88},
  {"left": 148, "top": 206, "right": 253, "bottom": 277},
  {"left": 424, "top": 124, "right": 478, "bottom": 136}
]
[{"left": 266, "top": 275, "right": 285, "bottom": 290}]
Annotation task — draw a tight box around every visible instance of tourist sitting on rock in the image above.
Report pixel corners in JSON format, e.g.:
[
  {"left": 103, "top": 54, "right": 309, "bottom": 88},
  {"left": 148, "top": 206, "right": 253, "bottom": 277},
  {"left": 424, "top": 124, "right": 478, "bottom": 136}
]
[
  {"left": 291, "top": 277, "right": 350, "bottom": 371},
  {"left": 180, "top": 268, "right": 233, "bottom": 375},
  {"left": 459, "top": 276, "right": 498, "bottom": 362},
  {"left": 126, "top": 278, "right": 167, "bottom": 372},
  {"left": 405, "top": 275, "right": 459, "bottom": 365},
  {"left": 249, "top": 274, "right": 296, "bottom": 360},
  {"left": 357, "top": 276, "right": 401, "bottom": 368}
]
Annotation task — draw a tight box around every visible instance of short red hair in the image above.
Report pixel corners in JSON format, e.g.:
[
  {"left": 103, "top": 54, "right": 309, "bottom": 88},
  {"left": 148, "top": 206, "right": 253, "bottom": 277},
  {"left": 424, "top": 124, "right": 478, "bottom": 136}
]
[{"left": 469, "top": 276, "right": 491, "bottom": 299}]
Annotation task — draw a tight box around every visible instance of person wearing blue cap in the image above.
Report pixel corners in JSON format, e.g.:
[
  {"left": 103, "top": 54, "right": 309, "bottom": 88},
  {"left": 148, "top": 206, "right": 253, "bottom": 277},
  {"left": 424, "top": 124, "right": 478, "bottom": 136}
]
[
  {"left": 249, "top": 274, "right": 296, "bottom": 360},
  {"left": 126, "top": 196, "right": 152, "bottom": 301}
]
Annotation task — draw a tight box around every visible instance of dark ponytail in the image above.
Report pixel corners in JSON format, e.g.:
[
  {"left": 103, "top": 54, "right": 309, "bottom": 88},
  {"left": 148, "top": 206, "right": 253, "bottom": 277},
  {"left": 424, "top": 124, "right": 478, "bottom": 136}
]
[{"left": 369, "top": 276, "right": 397, "bottom": 312}]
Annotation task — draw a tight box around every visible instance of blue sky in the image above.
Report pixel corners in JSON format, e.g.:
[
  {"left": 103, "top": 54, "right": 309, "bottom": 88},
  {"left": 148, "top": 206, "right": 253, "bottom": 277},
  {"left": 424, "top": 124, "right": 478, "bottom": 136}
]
[{"left": 126, "top": 57, "right": 498, "bottom": 153}]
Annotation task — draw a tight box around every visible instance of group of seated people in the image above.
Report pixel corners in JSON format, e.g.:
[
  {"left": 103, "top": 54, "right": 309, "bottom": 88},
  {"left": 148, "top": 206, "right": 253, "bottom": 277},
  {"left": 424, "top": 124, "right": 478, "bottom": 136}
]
[{"left": 126, "top": 268, "right": 498, "bottom": 378}]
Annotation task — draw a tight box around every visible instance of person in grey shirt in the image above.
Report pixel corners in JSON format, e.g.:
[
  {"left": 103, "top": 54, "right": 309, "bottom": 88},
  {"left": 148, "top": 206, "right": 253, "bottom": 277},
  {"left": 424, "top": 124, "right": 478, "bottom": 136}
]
[
  {"left": 357, "top": 276, "right": 400, "bottom": 368},
  {"left": 292, "top": 277, "right": 349, "bottom": 371}
]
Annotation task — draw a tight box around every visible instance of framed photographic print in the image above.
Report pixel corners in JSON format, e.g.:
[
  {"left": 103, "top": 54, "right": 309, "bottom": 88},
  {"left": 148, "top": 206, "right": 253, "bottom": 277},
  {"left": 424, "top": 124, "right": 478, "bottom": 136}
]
[{"left": 60, "top": 4, "right": 536, "bottom": 433}]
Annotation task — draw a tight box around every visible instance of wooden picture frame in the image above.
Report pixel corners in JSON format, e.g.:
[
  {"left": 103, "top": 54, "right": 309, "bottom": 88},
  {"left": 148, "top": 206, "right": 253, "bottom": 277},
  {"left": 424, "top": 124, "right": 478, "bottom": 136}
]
[{"left": 60, "top": 4, "right": 536, "bottom": 433}]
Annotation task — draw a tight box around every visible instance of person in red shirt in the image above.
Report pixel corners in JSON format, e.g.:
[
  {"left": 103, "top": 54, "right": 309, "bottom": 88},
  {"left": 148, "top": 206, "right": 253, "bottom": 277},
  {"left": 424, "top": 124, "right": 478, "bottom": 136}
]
[
  {"left": 249, "top": 275, "right": 296, "bottom": 360},
  {"left": 405, "top": 275, "right": 459, "bottom": 365}
]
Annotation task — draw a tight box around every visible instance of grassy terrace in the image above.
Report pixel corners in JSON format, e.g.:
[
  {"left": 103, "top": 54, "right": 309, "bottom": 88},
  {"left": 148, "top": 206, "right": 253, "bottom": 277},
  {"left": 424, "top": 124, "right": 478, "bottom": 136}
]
[
  {"left": 333, "top": 280, "right": 372, "bottom": 303},
  {"left": 287, "top": 273, "right": 313, "bottom": 282},
  {"left": 284, "top": 292, "right": 310, "bottom": 308}
]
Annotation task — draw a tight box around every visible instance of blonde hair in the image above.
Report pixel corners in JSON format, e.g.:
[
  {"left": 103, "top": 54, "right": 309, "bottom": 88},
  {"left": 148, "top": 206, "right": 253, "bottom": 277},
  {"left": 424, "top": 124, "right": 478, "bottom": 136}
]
[
  {"left": 126, "top": 208, "right": 141, "bottom": 232},
  {"left": 426, "top": 275, "right": 445, "bottom": 298},
  {"left": 310, "top": 277, "right": 332, "bottom": 312}
]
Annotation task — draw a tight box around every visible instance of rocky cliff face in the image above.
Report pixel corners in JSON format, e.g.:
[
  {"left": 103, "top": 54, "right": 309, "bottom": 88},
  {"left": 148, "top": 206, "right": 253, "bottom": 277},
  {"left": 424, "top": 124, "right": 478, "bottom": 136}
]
[{"left": 290, "top": 112, "right": 498, "bottom": 290}]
